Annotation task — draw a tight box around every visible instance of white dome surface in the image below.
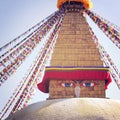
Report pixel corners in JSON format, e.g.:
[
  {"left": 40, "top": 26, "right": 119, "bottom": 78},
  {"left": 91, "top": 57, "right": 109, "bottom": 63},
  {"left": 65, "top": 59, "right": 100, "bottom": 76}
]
[{"left": 6, "top": 98, "right": 120, "bottom": 120}]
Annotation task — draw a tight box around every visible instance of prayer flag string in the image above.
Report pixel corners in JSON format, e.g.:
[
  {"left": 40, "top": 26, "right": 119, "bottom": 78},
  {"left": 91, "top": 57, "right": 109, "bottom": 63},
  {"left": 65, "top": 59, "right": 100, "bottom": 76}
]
[
  {"left": 0, "top": 8, "right": 65, "bottom": 119},
  {"left": 0, "top": 11, "right": 61, "bottom": 86},
  {"left": 0, "top": 10, "right": 60, "bottom": 60},
  {"left": 88, "top": 24, "right": 120, "bottom": 90},
  {"left": 0, "top": 11, "right": 58, "bottom": 52},
  {"left": 10, "top": 11, "right": 65, "bottom": 114},
  {"left": 86, "top": 10, "right": 120, "bottom": 49}
]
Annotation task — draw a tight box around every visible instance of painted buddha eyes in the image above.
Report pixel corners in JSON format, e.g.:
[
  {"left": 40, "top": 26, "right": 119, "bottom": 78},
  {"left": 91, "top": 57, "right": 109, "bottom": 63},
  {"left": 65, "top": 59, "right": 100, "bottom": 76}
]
[
  {"left": 61, "top": 83, "right": 73, "bottom": 87},
  {"left": 82, "top": 82, "right": 95, "bottom": 87},
  {"left": 60, "top": 82, "right": 97, "bottom": 87}
]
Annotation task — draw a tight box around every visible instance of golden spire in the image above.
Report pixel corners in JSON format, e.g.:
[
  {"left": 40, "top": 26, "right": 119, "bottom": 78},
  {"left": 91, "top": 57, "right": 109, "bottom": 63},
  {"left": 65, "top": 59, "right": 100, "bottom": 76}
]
[{"left": 57, "top": 0, "right": 93, "bottom": 9}]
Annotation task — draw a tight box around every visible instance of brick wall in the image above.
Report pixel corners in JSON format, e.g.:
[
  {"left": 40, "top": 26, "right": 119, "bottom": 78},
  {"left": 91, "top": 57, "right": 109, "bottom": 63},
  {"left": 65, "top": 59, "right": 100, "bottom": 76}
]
[
  {"left": 51, "top": 11, "right": 103, "bottom": 66},
  {"left": 49, "top": 80, "right": 105, "bottom": 99}
]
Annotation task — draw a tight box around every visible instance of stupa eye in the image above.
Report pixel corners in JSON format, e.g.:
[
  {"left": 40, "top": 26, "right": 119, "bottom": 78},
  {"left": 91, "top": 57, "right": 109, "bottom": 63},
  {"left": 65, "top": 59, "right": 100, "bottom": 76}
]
[
  {"left": 82, "top": 82, "right": 95, "bottom": 87},
  {"left": 61, "top": 83, "right": 73, "bottom": 87}
]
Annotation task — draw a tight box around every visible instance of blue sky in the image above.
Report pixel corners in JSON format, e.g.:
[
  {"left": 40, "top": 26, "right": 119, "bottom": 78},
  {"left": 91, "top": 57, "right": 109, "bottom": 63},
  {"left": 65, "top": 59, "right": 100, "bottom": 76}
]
[
  {"left": 0, "top": 0, "right": 120, "bottom": 118},
  {"left": 0, "top": 0, "right": 120, "bottom": 46}
]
